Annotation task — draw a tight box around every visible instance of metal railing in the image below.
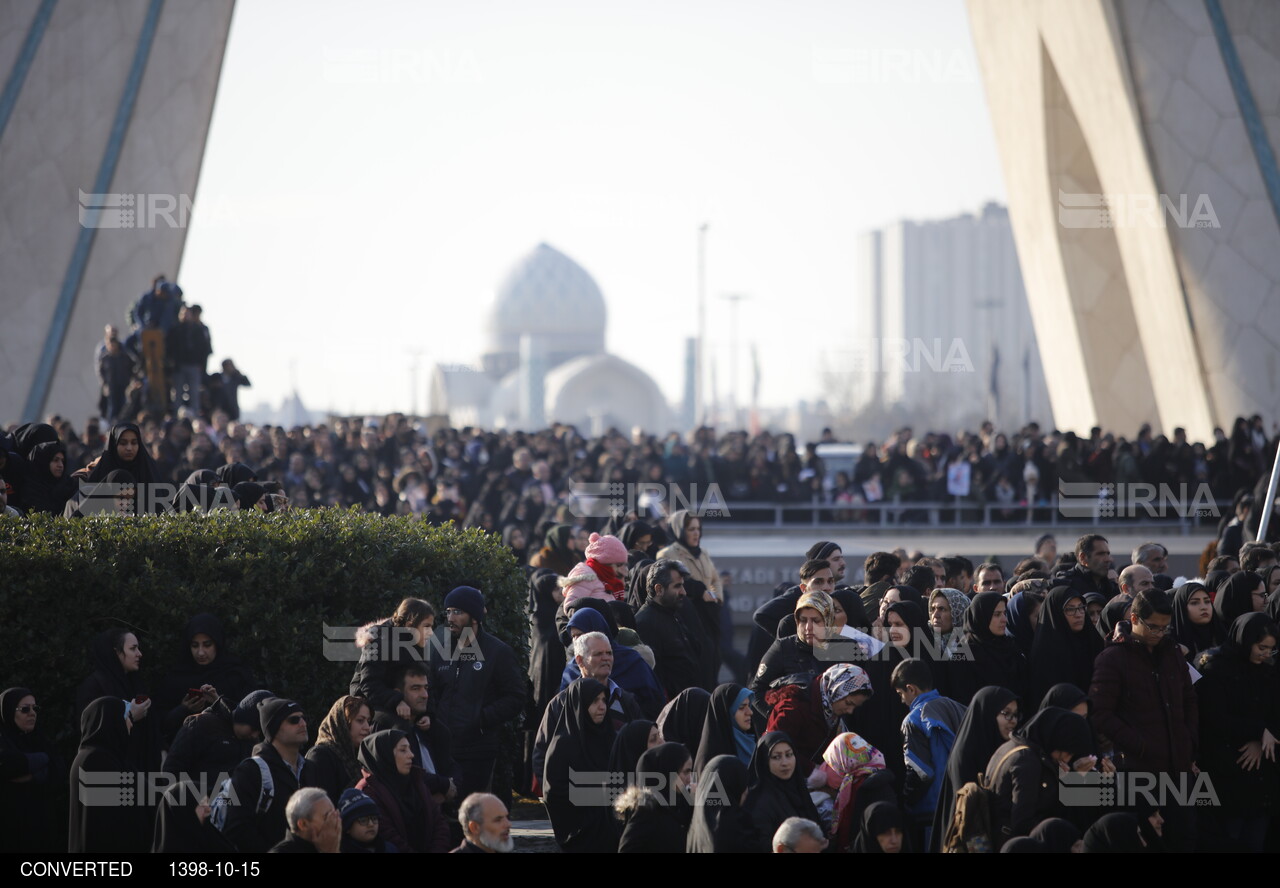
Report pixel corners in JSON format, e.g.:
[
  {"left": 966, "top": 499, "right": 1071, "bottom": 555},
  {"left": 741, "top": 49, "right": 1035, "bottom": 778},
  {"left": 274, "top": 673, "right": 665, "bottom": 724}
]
[{"left": 705, "top": 498, "right": 1229, "bottom": 532}]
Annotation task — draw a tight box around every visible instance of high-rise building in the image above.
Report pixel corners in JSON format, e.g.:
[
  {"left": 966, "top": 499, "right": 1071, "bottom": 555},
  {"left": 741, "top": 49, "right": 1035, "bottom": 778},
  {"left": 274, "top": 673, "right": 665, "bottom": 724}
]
[{"left": 853, "top": 203, "right": 1052, "bottom": 432}]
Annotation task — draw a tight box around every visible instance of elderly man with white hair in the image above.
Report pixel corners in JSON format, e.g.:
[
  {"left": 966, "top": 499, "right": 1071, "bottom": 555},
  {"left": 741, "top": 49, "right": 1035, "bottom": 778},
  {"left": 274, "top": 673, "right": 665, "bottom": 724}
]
[
  {"left": 269, "top": 788, "right": 341, "bottom": 853},
  {"left": 531, "top": 631, "right": 644, "bottom": 790},
  {"left": 451, "top": 793, "right": 513, "bottom": 853},
  {"left": 772, "top": 817, "right": 828, "bottom": 853}
]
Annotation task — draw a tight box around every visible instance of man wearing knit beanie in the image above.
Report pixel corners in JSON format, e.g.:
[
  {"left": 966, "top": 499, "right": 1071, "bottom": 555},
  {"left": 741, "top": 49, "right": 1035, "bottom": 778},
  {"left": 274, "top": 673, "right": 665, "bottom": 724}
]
[
  {"left": 430, "top": 586, "right": 525, "bottom": 799},
  {"left": 223, "top": 697, "right": 310, "bottom": 852}
]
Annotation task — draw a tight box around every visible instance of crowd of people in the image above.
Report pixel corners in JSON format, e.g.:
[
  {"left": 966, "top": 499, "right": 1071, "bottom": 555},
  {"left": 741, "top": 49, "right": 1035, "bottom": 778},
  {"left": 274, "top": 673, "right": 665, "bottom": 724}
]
[
  {"left": 4, "top": 407, "right": 1280, "bottom": 532},
  {"left": 10, "top": 510, "right": 1280, "bottom": 854}
]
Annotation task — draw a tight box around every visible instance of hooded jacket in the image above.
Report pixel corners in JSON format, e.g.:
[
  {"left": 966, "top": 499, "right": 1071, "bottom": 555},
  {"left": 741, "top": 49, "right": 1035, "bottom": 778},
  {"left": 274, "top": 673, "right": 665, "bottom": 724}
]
[
  {"left": 984, "top": 707, "right": 1094, "bottom": 839},
  {"left": 0, "top": 687, "right": 63, "bottom": 853},
  {"left": 348, "top": 617, "right": 428, "bottom": 718}
]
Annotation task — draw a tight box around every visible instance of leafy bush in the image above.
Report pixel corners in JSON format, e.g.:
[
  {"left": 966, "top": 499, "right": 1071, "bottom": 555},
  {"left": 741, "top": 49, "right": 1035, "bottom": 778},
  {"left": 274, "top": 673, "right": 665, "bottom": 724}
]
[{"left": 2, "top": 508, "right": 529, "bottom": 768}]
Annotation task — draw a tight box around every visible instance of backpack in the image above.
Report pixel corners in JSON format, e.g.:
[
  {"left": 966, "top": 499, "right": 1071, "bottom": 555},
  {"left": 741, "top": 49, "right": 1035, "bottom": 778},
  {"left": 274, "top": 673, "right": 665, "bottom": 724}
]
[
  {"left": 209, "top": 755, "right": 274, "bottom": 832},
  {"left": 941, "top": 745, "right": 1026, "bottom": 853}
]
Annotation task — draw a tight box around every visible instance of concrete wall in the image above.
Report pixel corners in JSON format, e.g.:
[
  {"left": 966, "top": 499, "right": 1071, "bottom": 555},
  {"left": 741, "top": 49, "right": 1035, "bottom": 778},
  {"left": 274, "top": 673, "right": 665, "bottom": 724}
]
[
  {"left": 0, "top": 0, "right": 235, "bottom": 423},
  {"left": 969, "top": 0, "right": 1280, "bottom": 438}
]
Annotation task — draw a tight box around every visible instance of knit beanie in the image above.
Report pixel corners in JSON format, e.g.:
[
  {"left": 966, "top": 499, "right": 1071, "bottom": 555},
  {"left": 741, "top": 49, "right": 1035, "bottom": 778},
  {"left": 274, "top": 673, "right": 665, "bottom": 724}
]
[
  {"left": 259, "top": 697, "right": 303, "bottom": 739},
  {"left": 444, "top": 586, "right": 485, "bottom": 622},
  {"left": 234, "top": 689, "right": 275, "bottom": 727},
  {"left": 338, "top": 788, "right": 380, "bottom": 830},
  {"left": 585, "top": 532, "right": 629, "bottom": 565}
]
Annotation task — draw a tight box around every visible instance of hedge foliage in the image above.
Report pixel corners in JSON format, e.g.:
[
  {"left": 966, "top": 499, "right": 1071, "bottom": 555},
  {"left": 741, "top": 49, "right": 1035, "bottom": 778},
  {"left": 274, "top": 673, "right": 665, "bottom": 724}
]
[{"left": 1, "top": 509, "right": 530, "bottom": 763}]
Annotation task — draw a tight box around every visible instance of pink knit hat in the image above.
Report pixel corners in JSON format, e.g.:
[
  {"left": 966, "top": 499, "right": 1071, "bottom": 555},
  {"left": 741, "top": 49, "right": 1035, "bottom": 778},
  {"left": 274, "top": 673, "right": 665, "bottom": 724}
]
[
  {"left": 585, "top": 532, "right": 628, "bottom": 565},
  {"left": 559, "top": 562, "right": 612, "bottom": 604}
]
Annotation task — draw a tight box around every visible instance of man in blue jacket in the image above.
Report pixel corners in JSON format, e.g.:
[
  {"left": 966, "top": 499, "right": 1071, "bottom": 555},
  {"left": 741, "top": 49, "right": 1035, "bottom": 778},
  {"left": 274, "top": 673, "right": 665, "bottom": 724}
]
[{"left": 893, "top": 657, "right": 966, "bottom": 851}]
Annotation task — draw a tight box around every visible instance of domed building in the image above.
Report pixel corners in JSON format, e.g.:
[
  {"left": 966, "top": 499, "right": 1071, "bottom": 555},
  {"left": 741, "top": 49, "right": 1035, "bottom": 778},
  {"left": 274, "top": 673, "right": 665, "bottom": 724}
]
[{"left": 430, "top": 243, "right": 673, "bottom": 434}]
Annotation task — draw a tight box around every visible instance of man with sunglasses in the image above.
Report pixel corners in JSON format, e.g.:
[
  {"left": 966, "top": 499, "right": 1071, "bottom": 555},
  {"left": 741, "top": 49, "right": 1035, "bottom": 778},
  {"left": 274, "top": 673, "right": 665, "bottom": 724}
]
[
  {"left": 224, "top": 697, "right": 315, "bottom": 853},
  {"left": 1089, "top": 589, "right": 1199, "bottom": 850}
]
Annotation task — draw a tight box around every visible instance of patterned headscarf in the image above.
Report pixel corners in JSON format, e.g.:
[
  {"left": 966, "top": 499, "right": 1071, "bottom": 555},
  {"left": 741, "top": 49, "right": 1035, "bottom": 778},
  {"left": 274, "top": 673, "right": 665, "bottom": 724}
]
[
  {"left": 796, "top": 590, "right": 834, "bottom": 648},
  {"left": 929, "top": 587, "right": 971, "bottom": 657},
  {"left": 819, "top": 663, "right": 873, "bottom": 728},
  {"left": 820, "top": 732, "right": 886, "bottom": 832}
]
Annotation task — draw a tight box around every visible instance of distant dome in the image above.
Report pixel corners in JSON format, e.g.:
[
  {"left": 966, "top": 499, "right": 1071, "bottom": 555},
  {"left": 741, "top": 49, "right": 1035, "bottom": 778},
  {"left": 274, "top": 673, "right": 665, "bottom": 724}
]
[{"left": 484, "top": 243, "right": 606, "bottom": 373}]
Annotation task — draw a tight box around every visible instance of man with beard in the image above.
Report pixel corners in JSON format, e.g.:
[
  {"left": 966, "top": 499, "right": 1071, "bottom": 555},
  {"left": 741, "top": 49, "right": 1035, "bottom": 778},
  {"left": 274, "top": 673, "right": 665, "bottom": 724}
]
[
  {"left": 428, "top": 586, "right": 524, "bottom": 798},
  {"left": 452, "top": 793, "right": 513, "bottom": 853}
]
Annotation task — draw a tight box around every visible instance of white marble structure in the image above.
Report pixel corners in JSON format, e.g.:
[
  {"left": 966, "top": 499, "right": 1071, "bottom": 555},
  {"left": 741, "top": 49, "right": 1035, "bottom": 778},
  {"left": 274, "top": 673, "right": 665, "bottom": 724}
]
[
  {"left": 968, "top": 0, "right": 1280, "bottom": 439},
  {"left": 430, "top": 243, "right": 673, "bottom": 434},
  {"left": 1, "top": 0, "right": 236, "bottom": 423}
]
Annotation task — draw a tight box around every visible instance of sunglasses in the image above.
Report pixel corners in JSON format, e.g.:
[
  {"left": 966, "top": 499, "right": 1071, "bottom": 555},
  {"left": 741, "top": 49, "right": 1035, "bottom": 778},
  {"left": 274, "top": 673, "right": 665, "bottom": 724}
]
[
  {"left": 285, "top": 714, "right": 306, "bottom": 725},
  {"left": 16, "top": 705, "right": 39, "bottom": 714}
]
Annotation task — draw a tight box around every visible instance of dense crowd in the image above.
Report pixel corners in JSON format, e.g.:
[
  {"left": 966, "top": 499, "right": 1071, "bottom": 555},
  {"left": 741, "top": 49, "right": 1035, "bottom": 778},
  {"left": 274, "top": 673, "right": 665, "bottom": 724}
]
[
  {"left": 4, "top": 408, "right": 1280, "bottom": 532},
  {"left": 8, "top": 514, "right": 1280, "bottom": 854}
]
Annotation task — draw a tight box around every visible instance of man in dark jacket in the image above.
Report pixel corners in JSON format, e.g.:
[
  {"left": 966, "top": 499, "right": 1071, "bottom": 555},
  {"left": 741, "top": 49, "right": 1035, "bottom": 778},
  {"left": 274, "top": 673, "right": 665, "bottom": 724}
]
[
  {"left": 1089, "top": 589, "right": 1198, "bottom": 849},
  {"left": 268, "top": 788, "right": 340, "bottom": 853},
  {"left": 167, "top": 305, "right": 212, "bottom": 417},
  {"left": 1054, "top": 533, "right": 1121, "bottom": 601},
  {"left": 428, "top": 586, "right": 525, "bottom": 799},
  {"left": 636, "top": 559, "right": 704, "bottom": 699},
  {"left": 164, "top": 690, "right": 268, "bottom": 791},
  {"left": 224, "top": 698, "right": 312, "bottom": 853}
]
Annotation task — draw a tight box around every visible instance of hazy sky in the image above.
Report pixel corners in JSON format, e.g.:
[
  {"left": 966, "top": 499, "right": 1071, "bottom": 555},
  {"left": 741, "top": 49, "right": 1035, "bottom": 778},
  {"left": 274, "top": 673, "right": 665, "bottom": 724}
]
[{"left": 179, "top": 0, "right": 1006, "bottom": 418}]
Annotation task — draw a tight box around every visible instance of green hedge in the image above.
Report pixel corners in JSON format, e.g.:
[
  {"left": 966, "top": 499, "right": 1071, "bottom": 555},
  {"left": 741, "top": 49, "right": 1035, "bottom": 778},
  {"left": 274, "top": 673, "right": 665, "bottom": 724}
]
[{"left": 2, "top": 509, "right": 530, "bottom": 768}]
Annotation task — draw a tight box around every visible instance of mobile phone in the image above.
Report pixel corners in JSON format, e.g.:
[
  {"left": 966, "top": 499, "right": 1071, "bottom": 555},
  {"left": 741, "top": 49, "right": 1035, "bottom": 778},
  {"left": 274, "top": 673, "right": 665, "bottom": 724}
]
[
  {"left": 186, "top": 688, "right": 204, "bottom": 698},
  {"left": 133, "top": 695, "right": 149, "bottom": 704}
]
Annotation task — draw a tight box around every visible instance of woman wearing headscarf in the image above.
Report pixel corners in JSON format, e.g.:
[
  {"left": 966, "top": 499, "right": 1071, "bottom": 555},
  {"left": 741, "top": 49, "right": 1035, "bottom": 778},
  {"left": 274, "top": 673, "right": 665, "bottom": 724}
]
[
  {"left": 656, "top": 509, "right": 721, "bottom": 600},
  {"left": 22, "top": 441, "right": 76, "bottom": 515},
  {"left": 355, "top": 729, "right": 451, "bottom": 853},
  {"left": 85, "top": 423, "right": 159, "bottom": 485},
  {"left": 750, "top": 591, "right": 834, "bottom": 697},
  {"left": 656, "top": 687, "right": 711, "bottom": 750},
  {"left": 686, "top": 754, "right": 757, "bottom": 853},
  {"left": 1029, "top": 817, "right": 1082, "bottom": 853},
  {"left": 213, "top": 462, "right": 257, "bottom": 488},
  {"left": 984, "top": 706, "right": 1095, "bottom": 841},
  {"left": 306, "top": 696, "right": 374, "bottom": 803},
  {"left": 743, "top": 732, "right": 823, "bottom": 849},
  {"left": 608, "top": 719, "right": 658, "bottom": 788},
  {"left": 74, "top": 628, "right": 160, "bottom": 774},
  {"left": 530, "top": 524, "right": 580, "bottom": 577},
  {"left": 1204, "top": 569, "right": 1232, "bottom": 601},
  {"left": 151, "top": 783, "right": 235, "bottom": 853},
  {"left": 1194, "top": 612, "right": 1280, "bottom": 852},
  {"left": 948, "top": 592, "right": 1028, "bottom": 705},
  {"left": 1172, "top": 582, "right": 1225, "bottom": 662},
  {"left": 527, "top": 569, "right": 567, "bottom": 734},
  {"left": 1006, "top": 590, "right": 1045, "bottom": 659},
  {"left": 0, "top": 687, "right": 63, "bottom": 852},
  {"left": 543, "top": 678, "right": 620, "bottom": 853},
  {"left": 766, "top": 663, "right": 874, "bottom": 773},
  {"left": 1215, "top": 571, "right": 1267, "bottom": 626},
  {"left": 1081, "top": 812, "right": 1146, "bottom": 853},
  {"left": 928, "top": 588, "right": 970, "bottom": 660},
  {"left": 695, "top": 684, "right": 755, "bottom": 773},
  {"left": 928, "top": 685, "right": 1019, "bottom": 852},
  {"left": 620, "top": 520, "right": 657, "bottom": 569},
  {"left": 1027, "top": 586, "right": 1105, "bottom": 709},
  {"left": 155, "top": 613, "right": 257, "bottom": 745},
  {"left": 501, "top": 524, "right": 529, "bottom": 565},
  {"left": 851, "top": 801, "right": 910, "bottom": 853},
  {"left": 69, "top": 697, "right": 148, "bottom": 852},
  {"left": 811, "top": 732, "right": 886, "bottom": 851},
  {"left": 849, "top": 601, "right": 931, "bottom": 779},
  {"left": 1038, "top": 683, "right": 1090, "bottom": 717},
  {"left": 616, "top": 741, "right": 694, "bottom": 853}
]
